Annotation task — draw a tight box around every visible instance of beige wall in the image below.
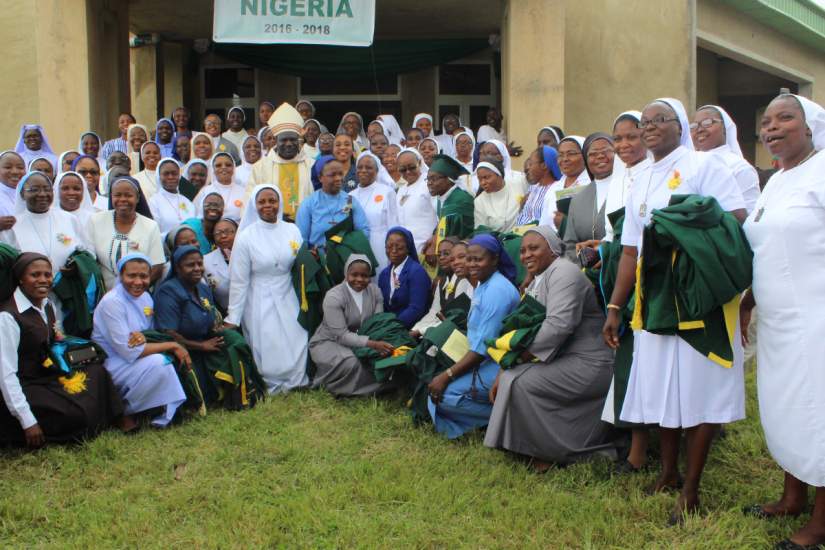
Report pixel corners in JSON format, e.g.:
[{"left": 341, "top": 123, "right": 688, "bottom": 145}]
[
  {"left": 697, "top": 0, "right": 825, "bottom": 104},
  {"left": 562, "top": 0, "right": 694, "bottom": 136},
  {"left": 130, "top": 43, "right": 158, "bottom": 129},
  {"left": 501, "top": 0, "right": 565, "bottom": 169},
  {"left": 162, "top": 42, "right": 184, "bottom": 118},
  {"left": 0, "top": 1, "right": 39, "bottom": 149},
  {"left": 0, "top": 0, "right": 100, "bottom": 154},
  {"left": 86, "top": 0, "right": 131, "bottom": 140}
]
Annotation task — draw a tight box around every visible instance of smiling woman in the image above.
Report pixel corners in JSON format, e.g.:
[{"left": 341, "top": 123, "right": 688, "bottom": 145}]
[{"left": 227, "top": 184, "right": 310, "bottom": 394}]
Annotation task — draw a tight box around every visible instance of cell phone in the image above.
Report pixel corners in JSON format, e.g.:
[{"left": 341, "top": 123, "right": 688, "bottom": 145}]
[
  {"left": 66, "top": 346, "right": 99, "bottom": 366},
  {"left": 577, "top": 247, "right": 600, "bottom": 269}
]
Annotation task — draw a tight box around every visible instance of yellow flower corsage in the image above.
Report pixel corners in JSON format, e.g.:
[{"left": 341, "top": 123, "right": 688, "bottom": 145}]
[
  {"left": 667, "top": 170, "right": 682, "bottom": 190},
  {"left": 289, "top": 240, "right": 300, "bottom": 255},
  {"left": 201, "top": 297, "right": 211, "bottom": 309},
  {"left": 143, "top": 306, "right": 153, "bottom": 317},
  {"left": 56, "top": 233, "right": 72, "bottom": 246}
]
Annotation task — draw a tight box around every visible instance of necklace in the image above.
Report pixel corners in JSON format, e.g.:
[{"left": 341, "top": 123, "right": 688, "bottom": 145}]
[
  {"left": 754, "top": 148, "right": 818, "bottom": 222},
  {"left": 108, "top": 212, "right": 137, "bottom": 272},
  {"left": 160, "top": 190, "right": 187, "bottom": 221},
  {"left": 639, "top": 157, "right": 678, "bottom": 218}
]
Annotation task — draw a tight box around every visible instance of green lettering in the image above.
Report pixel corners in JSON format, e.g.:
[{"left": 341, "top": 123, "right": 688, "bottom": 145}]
[
  {"left": 291, "top": 0, "right": 305, "bottom": 16},
  {"left": 308, "top": 0, "right": 324, "bottom": 17},
  {"left": 241, "top": 0, "right": 258, "bottom": 15},
  {"left": 336, "top": 0, "right": 353, "bottom": 18},
  {"left": 271, "top": 0, "right": 287, "bottom": 16},
  {"left": 327, "top": 0, "right": 333, "bottom": 17}
]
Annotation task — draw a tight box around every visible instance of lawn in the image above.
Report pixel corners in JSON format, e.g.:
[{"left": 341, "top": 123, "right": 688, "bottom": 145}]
[{"left": 0, "top": 365, "right": 805, "bottom": 549}]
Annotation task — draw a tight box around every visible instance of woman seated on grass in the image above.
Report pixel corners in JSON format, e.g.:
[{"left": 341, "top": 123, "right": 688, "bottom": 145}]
[
  {"left": 0, "top": 252, "right": 129, "bottom": 448},
  {"left": 310, "top": 255, "right": 395, "bottom": 397},
  {"left": 154, "top": 245, "right": 265, "bottom": 409},
  {"left": 92, "top": 253, "right": 188, "bottom": 428},
  {"left": 484, "top": 227, "right": 617, "bottom": 470},
  {"left": 426, "top": 235, "right": 520, "bottom": 439}
]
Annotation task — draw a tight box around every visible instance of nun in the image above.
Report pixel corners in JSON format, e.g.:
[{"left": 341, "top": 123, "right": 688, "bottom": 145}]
[
  {"left": 222, "top": 106, "right": 249, "bottom": 152},
  {"left": 337, "top": 112, "right": 369, "bottom": 151},
  {"left": 14, "top": 125, "right": 57, "bottom": 173},
  {"left": 691, "top": 105, "right": 760, "bottom": 213},
  {"left": 349, "top": 151, "right": 399, "bottom": 272},
  {"left": 154, "top": 118, "right": 176, "bottom": 158},
  {"left": 0, "top": 172, "right": 90, "bottom": 274},
  {"left": 133, "top": 141, "right": 162, "bottom": 198},
  {"left": 741, "top": 94, "right": 825, "bottom": 549},
  {"left": 54, "top": 170, "right": 96, "bottom": 227},
  {"left": 485, "top": 227, "right": 616, "bottom": 468},
  {"left": 602, "top": 97, "right": 747, "bottom": 524},
  {"left": 426, "top": 234, "right": 520, "bottom": 439},
  {"left": 225, "top": 184, "right": 309, "bottom": 394},
  {"left": 91, "top": 253, "right": 188, "bottom": 428},
  {"left": 538, "top": 136, "right": 591, "bottom": 230},
  {"left": 148, "top": 158, "right": 196, "bottom": 235},
  {"left": 562, "top": 132, "right": 616, "bottom": 261},
  {"left": 310, "top": 254, "right": 395, "bottom": 397},
  {"left": 395, "top": 149, "right": 437, "bottom": 254}
]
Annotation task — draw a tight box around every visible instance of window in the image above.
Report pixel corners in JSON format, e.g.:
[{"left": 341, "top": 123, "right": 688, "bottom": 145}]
[
  {"left": 201, "top": 65, "right": 259, "bottom": 129},
  {"left": 204, "top": 68, "right": 255, "bottom": 99},
  {"left": 298, "top": 74, "right": 403, "bottom": 130},
  {"left": 435, "top": 59, "right": 496, "bottom": 133},
  {"left": 438, "top": 64, "right": 491, "bottom": 95}
]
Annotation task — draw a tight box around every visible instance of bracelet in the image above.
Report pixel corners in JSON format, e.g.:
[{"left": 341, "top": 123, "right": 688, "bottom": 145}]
[
  {"left": 606, "top": 304, "right": 622, "bottom": 311},
  {"left": 445, "top": 367, "right": 455, "bottom": 380}
]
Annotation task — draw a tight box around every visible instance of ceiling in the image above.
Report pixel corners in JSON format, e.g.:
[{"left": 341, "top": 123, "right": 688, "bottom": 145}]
[{"left": 128, "top": 0, "right": 503, "bottom": 41}]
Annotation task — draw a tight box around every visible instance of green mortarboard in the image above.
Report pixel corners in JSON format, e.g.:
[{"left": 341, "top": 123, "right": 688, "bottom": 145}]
[{"left": 429, "top": 154, "right": 469, "bottom": 180}]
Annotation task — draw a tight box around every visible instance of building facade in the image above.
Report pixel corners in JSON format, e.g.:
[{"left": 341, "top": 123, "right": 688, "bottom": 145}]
[{"left": 3, "top": 0, "right": 825, "bottom": 169}]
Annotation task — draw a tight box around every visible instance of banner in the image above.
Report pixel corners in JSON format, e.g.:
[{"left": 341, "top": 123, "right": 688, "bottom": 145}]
[{"left": 213, "top": 0, "right": 376, "bottom": 46}]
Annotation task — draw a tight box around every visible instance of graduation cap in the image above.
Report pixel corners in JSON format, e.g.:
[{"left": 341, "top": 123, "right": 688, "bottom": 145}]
[{"left": 429, "top": 154, "right": 470, "bottom": 180}]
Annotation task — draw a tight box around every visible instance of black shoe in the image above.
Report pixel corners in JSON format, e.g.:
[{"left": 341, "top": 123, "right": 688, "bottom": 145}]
[
  {"left": 773, "top": 538, "right": 825, "bottom": 550},
  {"left": 742, "top": 504, "right": 803, "bottom": 519},
  {"left": 612, "top": 459, "right": 646, "bottom": 475}
]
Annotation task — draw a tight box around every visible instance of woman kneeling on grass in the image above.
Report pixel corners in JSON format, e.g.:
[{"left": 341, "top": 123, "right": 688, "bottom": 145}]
[
  {"left": 310, "top": 255, "right": 395, "bottom": 397},
  {"left": 426, "top": 235, "right": 520, "bottom": 439},
  {"left": 484, "top": 227, "right": 617, "bottom": 470}
]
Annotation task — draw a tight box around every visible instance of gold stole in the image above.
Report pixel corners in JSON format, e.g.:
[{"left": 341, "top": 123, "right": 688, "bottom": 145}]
[{"left": 278, "top": 163, "right": 300, "bottom": 219}]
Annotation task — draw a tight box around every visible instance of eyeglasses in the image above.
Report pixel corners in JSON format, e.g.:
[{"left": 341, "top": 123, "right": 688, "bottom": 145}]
[
  {"left": 77, "top": 169, "right": 100, "bottom": 176},
  {"left": 213, "top": 229, "right": 236, "bottom": 237},
  {"left": 426, "top": 174, "right": 448, "bottom": 183},
  {"left": 557, "top": 151, "right": 582, "bottom": 160},
  {"left": 398, "top": 165, "right": 418, "bottom": 173},
  {"left": 688, "top": 118, "right": 722, "bottom": 131},
  {"left": 23, "top": 186, "right": 52, "bottom": 194},
  {"left": 586, "top": 148, "right": 614, "bottom": 160},
  {"left": 637, "top": 117, "right": 679, "bottom": 129}
]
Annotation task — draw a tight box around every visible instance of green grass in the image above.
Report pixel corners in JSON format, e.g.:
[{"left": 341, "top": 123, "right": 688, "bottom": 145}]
[{"left": 0, "top": 365, "right": 807, "bottom": 549}]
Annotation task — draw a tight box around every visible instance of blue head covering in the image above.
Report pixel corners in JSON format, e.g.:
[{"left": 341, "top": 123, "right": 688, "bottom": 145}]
[
  {"left": 107, "top": 175, "right": 153, "bottom": 219},
  {"left": 166, "top": 244, "right": 201, "bottom": 281},
  {"left": 385, "top": 226, "right": 419, "bottom": 263},
  {"left": 116, "top": 252, "right": 152, "bottom": 274},
  {"left": 541, "top": 145, "right": 562, "bottom": 180},
  {"left": 468, "top": 234, "right": 517, "bottom": 283},
  {"left": 311, "top": 154, "right": 335, "bottom": 190},
  {"left": 70, "top": 154, "right": 99, "bottom": 171}
]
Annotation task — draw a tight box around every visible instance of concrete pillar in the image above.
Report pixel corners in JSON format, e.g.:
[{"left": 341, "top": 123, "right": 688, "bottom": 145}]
[
  {"left": 501, "top": 0, "right": 565, "bottom": 169},
  {"left": 162, "top": 42, "right": 184, "bottom": 117},
  {"left": 0, "top": 0, "right": 130, "bottom": 151},
  {"left": 130, "top": 43, "right": 159, "bottom": 128},
  {"left": 562, "top": 0, "right": 695, "bottom": 135}
]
